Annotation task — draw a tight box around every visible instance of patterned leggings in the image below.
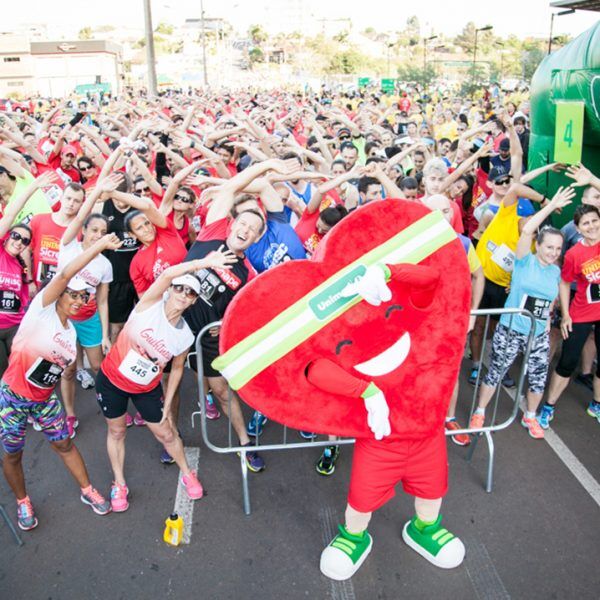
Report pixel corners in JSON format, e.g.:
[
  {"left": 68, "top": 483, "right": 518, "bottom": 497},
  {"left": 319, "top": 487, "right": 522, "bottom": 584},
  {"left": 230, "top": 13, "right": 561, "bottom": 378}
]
[
  {"left": 483, "top": 324, "right": 550, "bottom": 394},
  {"left": 0, "top": 382, "right": 68, "bottom": 454}
]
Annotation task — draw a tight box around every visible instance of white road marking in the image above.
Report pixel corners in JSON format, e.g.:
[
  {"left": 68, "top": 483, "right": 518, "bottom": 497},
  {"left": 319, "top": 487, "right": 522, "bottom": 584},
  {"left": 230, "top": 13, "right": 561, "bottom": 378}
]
[
  {"left": 318, "top": 506, "right": 356, "bottom": 600},
  {"left": 464, "top": 538, "right": 511, "bottom": 600},
  {"left": 503, "top": 385, "right": 600, "bottom": 509},
  {"left": 173, "top": 446, "right": 200, "bottom": 544}
]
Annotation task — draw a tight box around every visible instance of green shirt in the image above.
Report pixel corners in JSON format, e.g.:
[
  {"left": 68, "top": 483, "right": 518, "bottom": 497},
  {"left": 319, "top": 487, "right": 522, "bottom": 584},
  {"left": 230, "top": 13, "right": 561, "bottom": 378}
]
[{"left": 6, "top": 171, "right": 51, "bottom": 225}]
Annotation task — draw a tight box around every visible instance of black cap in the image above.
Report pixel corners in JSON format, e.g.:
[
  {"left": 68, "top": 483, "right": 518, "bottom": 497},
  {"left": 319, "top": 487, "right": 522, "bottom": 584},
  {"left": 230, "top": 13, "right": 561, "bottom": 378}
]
[
  {"left": 499, "top": 138, "right": 510, "bottom": 151},
  {"left": 488, "top": 167, "right": 512, "bottom": 182}
]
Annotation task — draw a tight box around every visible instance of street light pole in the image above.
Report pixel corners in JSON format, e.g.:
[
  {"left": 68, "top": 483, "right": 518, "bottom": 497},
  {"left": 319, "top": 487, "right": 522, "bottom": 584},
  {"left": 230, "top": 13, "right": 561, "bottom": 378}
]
[
  {"left": 423, "top": 35, "right": 437, "bottom": 88},
  {"left": 548, "top": 9, "right": 575, "bottom": 54},
  {"left": 472, "top": 25, "right": 493, "bottom": 90},
  {"left": 142, "top": 0, "right": 158, "bottom": 95},
  {"left": 200, "top": 0, "right": 208, "bottom": 86}
]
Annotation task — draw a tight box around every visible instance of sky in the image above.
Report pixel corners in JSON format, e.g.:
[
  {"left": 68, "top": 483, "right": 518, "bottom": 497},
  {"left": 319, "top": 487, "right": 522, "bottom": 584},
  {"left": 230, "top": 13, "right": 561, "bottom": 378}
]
[{"left": 8, "top": 0, "right": 599, "bottom": 40}]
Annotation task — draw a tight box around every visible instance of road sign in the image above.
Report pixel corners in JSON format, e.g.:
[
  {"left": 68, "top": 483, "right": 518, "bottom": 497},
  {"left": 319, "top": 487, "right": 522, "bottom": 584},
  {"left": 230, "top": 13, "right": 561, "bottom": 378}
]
[
  {"left": 74, "top": 83, "right": 111, "bottom": 94},
  {"left": 381, "top": 78, "right": 396, "bottom": 93},
  {"left": 358, "top": 77, "right": 370, "bottom": 88},
  {"left": 554, "top": 101, "right": 584, "bottom": 164}
]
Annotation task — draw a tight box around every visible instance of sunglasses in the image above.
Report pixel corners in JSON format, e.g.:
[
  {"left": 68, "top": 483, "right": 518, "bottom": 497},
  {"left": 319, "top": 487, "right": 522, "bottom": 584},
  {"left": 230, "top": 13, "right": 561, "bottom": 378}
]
[
  {"left": 64, "top": 289, "right": 90, "bottom": 303},
  {"left": 9, "top": 230, "right": 31, "bottom": 246},
  {"left": 136, "top": 186, "right": 150, "bottom": 193},
  {"left": 79, "top": 164, "right": 95, "bottom": 171},
  {"left": 495, "top": 178, "right": 511, "bottom": 186},
  {"left": 175, "top": 194, "right": 194, "bottom": 204},
  {"left": 171, "top": 284, "right": 198, "bottom": 299}
]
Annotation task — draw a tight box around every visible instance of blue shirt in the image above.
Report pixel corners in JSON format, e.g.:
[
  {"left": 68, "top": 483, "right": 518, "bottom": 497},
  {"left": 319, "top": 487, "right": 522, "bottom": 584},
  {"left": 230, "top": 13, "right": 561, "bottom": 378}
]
[
  {"left": 500, "top": 252, "right": 560, "bottom": 337},
  {"left": 245, "top": 219, "right": 306, "bottom": 273}
]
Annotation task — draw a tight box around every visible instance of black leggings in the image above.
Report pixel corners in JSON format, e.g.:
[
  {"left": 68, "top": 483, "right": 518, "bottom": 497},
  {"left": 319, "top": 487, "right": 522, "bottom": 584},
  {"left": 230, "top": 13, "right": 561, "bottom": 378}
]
[{"left": 555, "top": 321, "right": 600, "bottom": 378}]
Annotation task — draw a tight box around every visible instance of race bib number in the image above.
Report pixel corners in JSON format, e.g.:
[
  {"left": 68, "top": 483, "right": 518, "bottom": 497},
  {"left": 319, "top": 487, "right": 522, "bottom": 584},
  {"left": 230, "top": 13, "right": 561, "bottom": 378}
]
[
  {"left": 116, "top": 232, "right": 139, "bottom": 252},
  {"left": 0, "top": 290, "right": 21, "bottom": 314},
  {"left": 38, "top": 262, "right": 58, "bottom": 284},
  {"left": 26, "top": 358, "right": 64, "bottom": 389},
  {"left": 522, "top": 294, "right": 551, "bottom": 320},
  {"left": 197, "top": 269, "right": 226, "bottom": 306},
  {"left": 586, "top": 283, "right": 600, "bottom": 304},
  {"left": 489, "top": 242, "right": 515, "bottom": 273},
  {"left": 118, "top": 348, "right": 160, "bottom": 386}
]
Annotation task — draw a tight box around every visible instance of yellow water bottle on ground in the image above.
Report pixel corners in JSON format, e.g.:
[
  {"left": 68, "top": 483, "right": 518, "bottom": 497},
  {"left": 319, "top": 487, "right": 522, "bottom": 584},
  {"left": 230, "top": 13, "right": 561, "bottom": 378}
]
[{"left": 163, "top": 513, "right": 184, "bottom": 546}]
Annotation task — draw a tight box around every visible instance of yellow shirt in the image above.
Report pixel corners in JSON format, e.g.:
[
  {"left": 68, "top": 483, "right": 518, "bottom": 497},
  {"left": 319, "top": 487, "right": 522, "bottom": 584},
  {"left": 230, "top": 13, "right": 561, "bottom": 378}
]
[
  {"left": 434, "top": 120, "right": 458, "bottom": 141},
  {"left": 476, "top": 201, "right": 520, "bottom": 287}
]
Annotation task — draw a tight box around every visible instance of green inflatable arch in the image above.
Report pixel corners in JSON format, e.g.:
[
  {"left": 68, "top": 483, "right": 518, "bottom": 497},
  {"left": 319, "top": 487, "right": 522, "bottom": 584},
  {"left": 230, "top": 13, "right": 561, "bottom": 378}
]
[{"left": 529, "top": 20, "right": 600, "bottom": 225}]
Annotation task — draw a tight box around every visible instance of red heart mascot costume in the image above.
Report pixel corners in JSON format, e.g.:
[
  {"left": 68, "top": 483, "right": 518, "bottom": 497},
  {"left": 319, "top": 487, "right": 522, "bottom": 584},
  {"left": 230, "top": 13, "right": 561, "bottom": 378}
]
[{"left": 213, "top": 200, "right": 471, "bottom": 580}]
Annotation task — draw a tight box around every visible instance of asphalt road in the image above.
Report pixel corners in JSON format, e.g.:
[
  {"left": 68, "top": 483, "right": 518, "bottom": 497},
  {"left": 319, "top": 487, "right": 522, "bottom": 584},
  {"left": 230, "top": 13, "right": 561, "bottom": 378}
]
[{"left": 1, "top": 364, "right": 599, "bottom": 600}]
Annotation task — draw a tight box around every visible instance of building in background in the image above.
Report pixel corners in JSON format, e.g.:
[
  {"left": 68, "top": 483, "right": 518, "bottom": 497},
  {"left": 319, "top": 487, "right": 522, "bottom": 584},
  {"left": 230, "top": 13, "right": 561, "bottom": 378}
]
[{"left": 0, "top": 37, "right": 123, "bottom": 98}]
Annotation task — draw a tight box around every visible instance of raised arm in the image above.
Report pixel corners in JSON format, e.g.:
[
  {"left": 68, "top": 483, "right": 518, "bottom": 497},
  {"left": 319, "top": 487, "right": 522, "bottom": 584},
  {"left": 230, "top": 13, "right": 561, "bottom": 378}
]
[
  {"left": 516, "top": 186, "right": 575, "bottom": 259},
  {"left": 41, "top": 234, "right": 122, "bottom": 307},
  {"left": 565, "top": 163, "right": 600, "bottom": 192},
  {"left": 0, "top": 171, "right": 58, "bottom": 237}
]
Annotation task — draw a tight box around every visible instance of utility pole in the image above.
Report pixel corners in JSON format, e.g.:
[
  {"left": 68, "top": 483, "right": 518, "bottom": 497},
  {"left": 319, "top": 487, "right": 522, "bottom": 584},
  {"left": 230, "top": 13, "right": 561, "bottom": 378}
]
[
  {"left": 472, "top": 25, "right": 492, "bottom": 89},
  {"left": 200, "top": 0, "right": 208, "bottom": 86},
  {"left": 142, "top": 0, "right": 158, "bottom": 95}
]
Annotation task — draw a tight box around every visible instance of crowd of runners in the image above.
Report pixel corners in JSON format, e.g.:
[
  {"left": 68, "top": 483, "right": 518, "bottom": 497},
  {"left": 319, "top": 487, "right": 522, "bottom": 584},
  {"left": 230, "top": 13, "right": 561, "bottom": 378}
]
[{"left": 0, "top": 85, "right": 598, "bottom": 532}]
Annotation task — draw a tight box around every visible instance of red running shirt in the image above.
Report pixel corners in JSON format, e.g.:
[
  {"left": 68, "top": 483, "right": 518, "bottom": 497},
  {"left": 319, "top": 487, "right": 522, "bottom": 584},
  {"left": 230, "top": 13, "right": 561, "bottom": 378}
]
[{"left": 562, "top": 240, "right": 600, "bottom": 323}]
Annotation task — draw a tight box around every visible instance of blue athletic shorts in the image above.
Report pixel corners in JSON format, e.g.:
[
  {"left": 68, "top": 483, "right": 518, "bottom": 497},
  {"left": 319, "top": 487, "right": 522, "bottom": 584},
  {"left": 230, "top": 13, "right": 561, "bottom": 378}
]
[{"left": 72, "top": 311, "right": 102, "bottom": 348}]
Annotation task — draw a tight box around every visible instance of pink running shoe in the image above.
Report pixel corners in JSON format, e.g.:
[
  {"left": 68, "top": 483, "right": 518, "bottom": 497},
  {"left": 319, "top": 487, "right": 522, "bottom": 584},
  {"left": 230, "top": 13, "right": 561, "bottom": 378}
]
[
  {"left": 205, "top": 394, "right": 220, "bottom": 420},
  {"left": 521, "top": 416, "right": 545, "bottom": 439},
  {"left": 66, "top": 416, "right": 79, "bottom": 439},
  {"left": 110, "top": 482, "right": 130, "bottom": 512},
  {"left": 181, "top": 470, "right": 204, "bottom": 500},
  {"left": 125, "top": 413, "right": 134, "bottom": 428},
  {"left": 133, "top": 412, "right": 146, "bottom": 427}
]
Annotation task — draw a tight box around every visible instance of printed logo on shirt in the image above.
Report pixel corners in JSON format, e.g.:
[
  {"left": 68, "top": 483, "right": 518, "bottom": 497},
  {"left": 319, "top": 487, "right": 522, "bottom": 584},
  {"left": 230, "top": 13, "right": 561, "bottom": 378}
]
[
  {"left": 214, "top": 267, "right": 242, "bottom": 290},
  {"left": 39, "top": 235, "right": 60, "bottom": 262},
  {"left": 263, "top": 242, "right": 292, "bottom": 270},
  {"left": 581, "top": 256, "right": 600, "bottom": 283}
]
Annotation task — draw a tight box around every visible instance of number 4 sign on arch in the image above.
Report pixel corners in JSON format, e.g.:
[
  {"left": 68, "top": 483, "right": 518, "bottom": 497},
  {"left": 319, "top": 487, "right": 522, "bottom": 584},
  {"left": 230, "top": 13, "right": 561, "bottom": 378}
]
[{"left": 554, "top": 101, "right": 584, "bottom": 164}]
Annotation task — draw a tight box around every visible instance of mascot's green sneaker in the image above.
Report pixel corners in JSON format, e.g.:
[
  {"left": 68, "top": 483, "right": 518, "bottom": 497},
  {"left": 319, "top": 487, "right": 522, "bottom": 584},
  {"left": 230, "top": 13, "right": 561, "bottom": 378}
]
[
  {"left": 402, "top": 514, "right": 465, "bottom": 569},
  {"left": 320, "top": 524, "right": 373, "bottom": 580}
]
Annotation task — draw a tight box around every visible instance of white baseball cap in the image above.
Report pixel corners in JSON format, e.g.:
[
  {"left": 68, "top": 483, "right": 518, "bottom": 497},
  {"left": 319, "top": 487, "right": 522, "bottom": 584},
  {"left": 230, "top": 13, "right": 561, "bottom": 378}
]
[
  {"left": 66, "top": 276, "right": 93, "bottom": 293},
  {"left": 172, "top": 274, "right": 201, "bottom": 295}
]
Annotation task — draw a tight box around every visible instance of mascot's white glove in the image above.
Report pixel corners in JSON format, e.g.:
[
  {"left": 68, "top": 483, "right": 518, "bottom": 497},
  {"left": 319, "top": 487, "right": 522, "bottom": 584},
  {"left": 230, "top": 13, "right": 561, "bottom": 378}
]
[
  {"left": 361, "top": 383, "right": 391, "bottom": 440},
  {"left": 342, "top": 264, "right": 392, "bottom": 306}
]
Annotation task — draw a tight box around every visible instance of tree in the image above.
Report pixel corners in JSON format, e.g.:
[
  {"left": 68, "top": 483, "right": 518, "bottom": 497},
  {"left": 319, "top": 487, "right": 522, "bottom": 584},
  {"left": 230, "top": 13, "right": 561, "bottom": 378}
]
[
  {"left": 397, "top": 63, "right": 436, "bottom": 88},
  {"left": 454, "top": 22, "right": 477, "bottom": 54},
  {"left": 405, "top": 16, "right": 421, "bottom": 46},
  {"left": 78, "top": 27, "right": 93, "bottom": 40},
  {"left": 155, "top": 22, "right": 174, "bottom": 35},
  {"left": 249, "top": 24, "right": 267, "bottom": 46}
]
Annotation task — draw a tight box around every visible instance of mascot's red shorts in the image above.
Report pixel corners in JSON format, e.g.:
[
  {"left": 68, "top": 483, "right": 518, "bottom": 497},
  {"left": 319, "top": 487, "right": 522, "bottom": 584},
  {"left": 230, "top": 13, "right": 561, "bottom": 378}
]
[{"left": 347, "top": 431, "right": 448, "bottom": 513}]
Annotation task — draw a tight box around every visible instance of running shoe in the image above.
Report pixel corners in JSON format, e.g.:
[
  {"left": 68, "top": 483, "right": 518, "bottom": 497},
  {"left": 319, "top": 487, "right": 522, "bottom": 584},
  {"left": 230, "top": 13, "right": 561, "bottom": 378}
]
[
  {"left": 445, "top": 419, "right": 470, "bottom": 446},
  {"left": 537, "top": 405, "right": 554, "bottom": 430},
  {"left": 238, "top": 443, "right": 266, "bottom": 472},
  {"left": 181, "top": 470, "right": 204, "bottom": 500},
  {"left": 80, "top": 487, "right": 111, "bottom": 515},
  {"left": 521, "top": 416, "right": 545, "bottom": 439},
  {"left": 402, "top": 515, "right": 465, "bottom": 569},
  {"left": 469, "top": 413, "right": 485, "bottom": 430},
  {"left": 246, "top": 411, "right": 267, "bottom": 437},
  {"left": 125, "top": 413, "right": 134, "bottom": 428},
  {"left": 300, "top": 430, "right": 317, "bottom": 440},
  {"left": 575, "top": 373, "right": 594, "bottom": 392},
  {"left": 160, "top": 448, "right": 175, "bottom": 464},
  {"left": 586, "top": 401, "right": 600, "bottom": 422},
  {"left": 110, "top": 482, "right": 129, "bottom": 512},
  {"left": 501, "top": 374, "right": 516, "bottom": 388},
  {"left": 316, "top": 446, "right": 340, "bottom": 476},
  {"left": 17, "top": 496, "right": 38, "bottom": 531},
  {"left": 205, "top": 393, "right": 220, "bottom": 420},
  {"left": 75, "top": 368, "right": 95, "bottom": 390},
  {"left": 468, "top": 367, "right": 479, "bottom": 386},
  {"left": 133, "top": 412, "right": 146, "bottom": 427},
  {"left": 66, "top": 416, "right": 79, "bottom": 439},
  {"left": 320, "top": 524, "right": 373, "bottom": 580}
]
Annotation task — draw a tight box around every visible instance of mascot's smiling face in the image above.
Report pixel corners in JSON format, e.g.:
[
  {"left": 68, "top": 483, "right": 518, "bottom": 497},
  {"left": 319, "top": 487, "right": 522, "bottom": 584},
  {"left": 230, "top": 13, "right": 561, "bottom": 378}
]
[{"left": 216, "top": 200, "right": 471, "bottom": 439}]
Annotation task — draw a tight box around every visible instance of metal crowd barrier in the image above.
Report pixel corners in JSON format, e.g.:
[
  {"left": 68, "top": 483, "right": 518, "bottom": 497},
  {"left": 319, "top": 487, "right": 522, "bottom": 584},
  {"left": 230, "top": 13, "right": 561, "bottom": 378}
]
[{"left": 190, "top": 308, "right": 536, "bottom": 515}]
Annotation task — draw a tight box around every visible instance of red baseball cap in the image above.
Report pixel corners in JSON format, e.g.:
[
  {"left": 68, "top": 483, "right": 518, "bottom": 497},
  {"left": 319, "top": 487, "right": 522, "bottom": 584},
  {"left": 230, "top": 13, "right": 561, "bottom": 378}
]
[{"left": 61, "top": 144, "right": 77, "bottom": 156}]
